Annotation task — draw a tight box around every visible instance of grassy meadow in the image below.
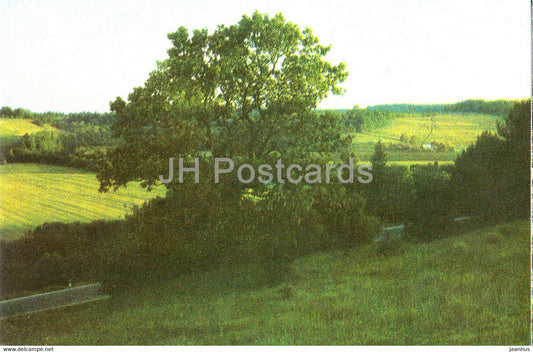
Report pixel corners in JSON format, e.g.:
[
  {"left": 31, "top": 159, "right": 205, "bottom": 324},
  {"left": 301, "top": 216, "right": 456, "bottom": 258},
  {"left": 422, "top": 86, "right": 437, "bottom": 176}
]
[
  {"left": 0, "top": 163, "right": 165, "bottom": 241},
  {"left": 352, "top": 113, "right": 502, "bottom": 162},
  {"left": 1, "top": 220, "right": 529, "bottom": 345}
]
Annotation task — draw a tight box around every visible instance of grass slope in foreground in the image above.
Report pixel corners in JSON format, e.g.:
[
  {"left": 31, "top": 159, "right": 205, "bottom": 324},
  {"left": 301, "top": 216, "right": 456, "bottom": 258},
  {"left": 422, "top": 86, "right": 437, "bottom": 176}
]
[
  {"left": 0, "top": 164, "right": 165, "bottom": 240},
  {"left": 1, "top": 220, "right": 529, "bottom": 345}
]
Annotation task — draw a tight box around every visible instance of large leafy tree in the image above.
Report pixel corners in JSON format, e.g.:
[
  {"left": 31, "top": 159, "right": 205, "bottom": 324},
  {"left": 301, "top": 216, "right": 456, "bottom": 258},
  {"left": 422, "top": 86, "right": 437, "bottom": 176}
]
[
  {"left": 99, "top": 12, "right": 348, "bottom": 191},
  {"left": 0, "top": 106, "right": 14, "bottom": 118}
]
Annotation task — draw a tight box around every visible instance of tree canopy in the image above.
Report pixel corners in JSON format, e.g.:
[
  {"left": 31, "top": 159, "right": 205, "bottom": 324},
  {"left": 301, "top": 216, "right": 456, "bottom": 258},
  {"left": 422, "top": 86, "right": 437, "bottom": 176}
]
[
  {"left": 99, "top": 12, "right": 348, "bottom": 191},
  {"left": 452, "top": 99, "right": 531, "bottom": 220}
]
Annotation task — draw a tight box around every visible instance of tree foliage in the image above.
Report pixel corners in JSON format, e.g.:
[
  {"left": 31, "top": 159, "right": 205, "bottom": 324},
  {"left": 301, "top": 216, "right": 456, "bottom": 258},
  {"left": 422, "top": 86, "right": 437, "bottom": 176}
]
[
  {"left": 100, "top": 11, "right": 348, "bottom": 191},
  {"left": 371, "top": 140, "right": 387, "bottom": 173},
  {"left": 367, "top": 99, "right": 516, "bottom": 117},
  {"left": 444, "top": 99, "right": 515, "bottom": 117},
  {"left": 0, "top": 106, "right": 14, "bottom": 118},
  {"left": 452, "top": 99, "right": 531, "bottom": 220}
]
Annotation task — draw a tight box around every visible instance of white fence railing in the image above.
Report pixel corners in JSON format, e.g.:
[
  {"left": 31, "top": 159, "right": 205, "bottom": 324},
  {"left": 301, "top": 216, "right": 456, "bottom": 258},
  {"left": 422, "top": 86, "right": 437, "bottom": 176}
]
[{"left": 0, "top": 283, "right": 109, "bottom": 319}]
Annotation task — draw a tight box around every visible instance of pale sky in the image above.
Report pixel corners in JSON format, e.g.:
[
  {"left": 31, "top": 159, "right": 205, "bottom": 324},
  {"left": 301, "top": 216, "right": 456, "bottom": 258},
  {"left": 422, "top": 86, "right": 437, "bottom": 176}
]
[{"left": 0, "top": 0, "right": 530, "bottom": 112}]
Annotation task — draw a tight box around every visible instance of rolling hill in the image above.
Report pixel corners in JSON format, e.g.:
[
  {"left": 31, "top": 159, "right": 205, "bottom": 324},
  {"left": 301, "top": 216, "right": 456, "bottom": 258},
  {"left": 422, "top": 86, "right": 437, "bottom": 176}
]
[
  {"left": 0, "top": 118, "right": 59, "bottom": 147},
  {"left": 351, "top": 113, "right": 503, "bottom": 163},
  {"left": 1, "top": 220, "right": 528, "bottom": 345}
]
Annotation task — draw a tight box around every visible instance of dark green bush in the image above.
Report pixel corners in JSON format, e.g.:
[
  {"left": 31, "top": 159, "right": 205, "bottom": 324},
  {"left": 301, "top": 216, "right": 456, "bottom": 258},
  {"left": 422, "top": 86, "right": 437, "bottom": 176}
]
[{"left": 0, "top": 220, "right": 127, "bottom": 298}]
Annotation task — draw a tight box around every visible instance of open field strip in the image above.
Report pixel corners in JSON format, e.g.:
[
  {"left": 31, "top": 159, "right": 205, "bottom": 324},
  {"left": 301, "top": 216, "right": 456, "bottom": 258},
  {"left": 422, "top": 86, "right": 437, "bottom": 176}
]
[
  {"left": 0, "top": 164, "right": 165, "bottom": 241},
  {"left": 374, "top": 113, "right": 502, "bottom": 150}
]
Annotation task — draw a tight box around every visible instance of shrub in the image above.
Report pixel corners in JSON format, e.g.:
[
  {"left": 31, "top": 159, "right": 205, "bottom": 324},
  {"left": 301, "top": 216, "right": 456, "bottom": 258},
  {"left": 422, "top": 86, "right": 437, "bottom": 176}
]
[
  {"left": 405, "top": 164, "right": 453, "bottom": 241},
  {"left": 0, "top": 220, "right": 127, "bottom": 298}
]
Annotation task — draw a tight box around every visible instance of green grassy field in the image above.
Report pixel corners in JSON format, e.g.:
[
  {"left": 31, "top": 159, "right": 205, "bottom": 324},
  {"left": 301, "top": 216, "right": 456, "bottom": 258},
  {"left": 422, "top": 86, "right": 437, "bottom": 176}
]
[
  {"left": 352, "top": 113, "right": 502, "bottom": 162},
  {"left": 0, "top": 118, "right": 58, "bottom": 147},
  {"left": 1, "top": 220, "right": 529, "bottom": 345},
  {"left": 0, "top": 164, "right": 165, "bottom": 241}
]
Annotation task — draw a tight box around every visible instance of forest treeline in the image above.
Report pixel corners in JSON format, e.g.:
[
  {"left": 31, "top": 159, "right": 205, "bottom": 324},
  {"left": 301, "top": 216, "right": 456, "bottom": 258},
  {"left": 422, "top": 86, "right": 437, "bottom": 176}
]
[
  {"left": 0, "top": 106, "right": 114, "bottom": 125},
  {"left": 368, "top": 99, "right": 516, "bottom": 116}
]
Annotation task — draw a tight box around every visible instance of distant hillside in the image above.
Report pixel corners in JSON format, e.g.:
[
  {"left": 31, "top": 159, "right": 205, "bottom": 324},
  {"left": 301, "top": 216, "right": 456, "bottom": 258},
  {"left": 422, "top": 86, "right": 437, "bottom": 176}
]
[
  {"left": 348, "top": 112, "right": 502, "bottom": 163},
  {"left": 0, "top": 118, "right": 59, "bottom": 147}
]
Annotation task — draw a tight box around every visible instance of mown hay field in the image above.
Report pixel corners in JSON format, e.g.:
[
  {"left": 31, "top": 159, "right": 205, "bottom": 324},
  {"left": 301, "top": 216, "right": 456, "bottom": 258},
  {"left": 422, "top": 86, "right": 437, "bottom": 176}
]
[{"left": 0, "top": 163, "right": 165, "bottom": 240}]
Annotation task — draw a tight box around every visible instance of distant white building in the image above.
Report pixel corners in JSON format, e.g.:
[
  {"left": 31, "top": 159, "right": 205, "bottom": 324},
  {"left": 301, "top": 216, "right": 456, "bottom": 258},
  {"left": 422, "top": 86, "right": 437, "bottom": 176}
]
[{"left": 422, "top": 143, "right": 434, "bottom": 150}]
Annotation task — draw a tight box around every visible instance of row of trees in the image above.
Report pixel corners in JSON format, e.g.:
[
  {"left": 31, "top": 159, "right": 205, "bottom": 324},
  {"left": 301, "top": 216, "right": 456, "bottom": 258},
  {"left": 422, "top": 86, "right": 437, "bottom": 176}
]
[
  {"left": 0, "top": 106, "right": 115, "bottom": 129},
  {"left": 366, "top": 99, "right": 516, "bottom": 117},
  {"left": 367, "top": 103, "right": 448, "bottom": 114},
  {"left": 0, "top": 106, "right": 35, "bottom": 119},
  {"left": 0, "top": 106, "right": 67, "bottom": 121},
  {"left": 444, "top": 99, "right": 515, "bottom": 116}
]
